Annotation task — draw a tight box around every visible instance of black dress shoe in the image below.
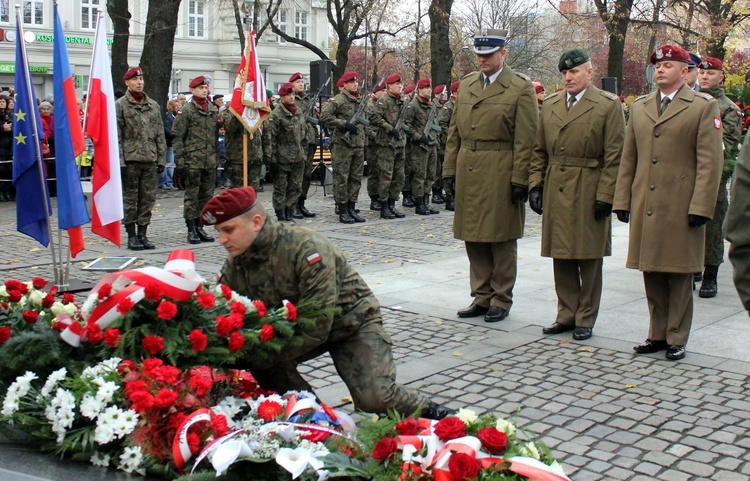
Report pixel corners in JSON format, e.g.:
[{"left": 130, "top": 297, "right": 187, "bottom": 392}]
[
  {"left": 457, "top": 303, "right": 489, "bottom": 318},
  {"left": 633, "top": 339, "right": 669, "bottom": 354},
  {"left": 573, "top": 327, "right": 592, "bottom": 340},
  {"left": 484, "top": 306, "right": 509, "bottom": 323},
  {"left": 542, "top": 322, "right": 574, "bottom": 335},
  {"left": 665, "top": 345, "right": 686, "bottom": 360}
]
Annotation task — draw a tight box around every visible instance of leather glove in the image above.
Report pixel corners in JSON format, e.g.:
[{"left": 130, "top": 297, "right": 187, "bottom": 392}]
[
  {"left": 418, "top": 134, "right": 430, "bottom": 145},
  {"left": 443, "top": 177, "right": 455, "bottom": 195},
  {"left": 688, "top": 214, "right": 710, "bottom": 228},
  {"left": 344, "top": 122, "right": 359, "bottom": 135},
  {"left": 157, "top": 164, "right": 165, "bottom": 174},
  {"left": 594, "top": 201, "right": 612, "bottom": 221},
  {"left": 391, "top": 128, "right": 402, "bottom": 140},
  {"left": 529, "top": 188, "right": 543, "bottom": 215},
  {"left": 269, "top": 162, "right": 280, "bottom": 179},
  {"left": 613, "top": 210, "right": 629, "bottom": 223},
  {"left": 511, "top": 184, "right": 528, "bottom": 204}
]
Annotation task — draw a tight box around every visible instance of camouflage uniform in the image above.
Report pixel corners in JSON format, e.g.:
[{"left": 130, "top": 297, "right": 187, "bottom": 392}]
[
  {"left": 369, "top": 91, "right": 406, "bottom": 204},
  {"left": 220, "top": 218, "right": 430, "bottom": 415},
  {"left": 221, "top": 109, "right": 263, "bottom": 189},
  {"left": 172, "top": 100, "right": 220, "bottom": 220},
  {"left": 262, "top": 102, "right": 305, "bottom": 212},
  {"left": 319, "top": 90, "right": 366, "bottom": 204},
  {"left": 115, "top": 91, "right": 166, "bottom": 226},
  {"left": 403, "top": 95, "right": 438, "bottom": 201},
  {"left": 365, "top": 97, "right": 381, "bottom": 205},
  {"left": 435, "top": 98, "right": 454, "bottom": 192},
  {"left": 294, "top": 92, "right": 320, "bottom": 201}
]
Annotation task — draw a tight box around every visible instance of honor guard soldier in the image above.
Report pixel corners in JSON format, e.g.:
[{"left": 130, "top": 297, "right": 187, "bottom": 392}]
[
  {"left": 172, "top": 75, "right": 220, "bottom": 245},
  {"left": 430, "top": 83, "right": 449, "bottom": 206},
  {"left": 320, "top": 71, "right": 367, "bottom": 224},
  {"left": 613, "top": 45, "right": 722, "bottom": 361},
  {"left": 291, "top": 72, "right": 318, "bottom": 218},
  {"left": 366, "top": 80, "right": 387, "bottom": 211},
  {"left": 403, "top": 78, "right": 440, "bottom": 215},
  {"left": 401, "top": 83, "right": 417, "bottom": 208},
  {"left": 444, "top": 29, "right": 538, "bottom": 323},
  {"left": 221, "top": 108, "right": 263, "bottom": 190},
  {"left": 116, "top": 67, "right": 167, "bottom": 250},
  {"left": 439, "top": 81, "right": 460, "bottom": 211},
  {"left": 695, "top": 57, "right": 743, "bottom": 298},
  {"left": 529, "top": 48, "right": 625, "bottom": 341}
]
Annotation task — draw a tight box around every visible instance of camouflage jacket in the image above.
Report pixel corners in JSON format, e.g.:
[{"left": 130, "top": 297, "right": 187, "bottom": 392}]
[
  {"left": 294, "top": 92, "right": 319, "bottom": 146},
  {"left": 320, "top": 90, "right": 366, "bottom": 148},
  {"left": 436, "top": 99, "right": 454, "bottom": 152},
  {"left": 703, "top": 85, "right": 743, "bottom": 175},
  {"left": 172, "top": 100, "right": 220, "bottom": 169},
  {"left": 364, "top": 96, "right": 380, "bottom": 145},
  {"left": 403, "top": 95, "right": 438, "bottom": 146},
  {"left": 115, "top": 91, "right": 166, "bottom": 166},
  {"left": 220, "top": 218, "right": 381, "bottom": 364},
  {"left": 221, "top": 109, "right": 263, "bottom": 164},
  {"left": 369, "top": 91, "right": 406, "bottom": 147},
  {"left": 261, "top": 103, "right": 305, "bottom": 165}
]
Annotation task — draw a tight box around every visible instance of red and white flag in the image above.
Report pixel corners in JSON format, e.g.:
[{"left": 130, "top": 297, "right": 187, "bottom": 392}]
[
  {"left": 229, "top": 31, "right": 271, "bottom": 134},
  {"left": 85, "top": 13, "right": 123, "bottom": 247}
]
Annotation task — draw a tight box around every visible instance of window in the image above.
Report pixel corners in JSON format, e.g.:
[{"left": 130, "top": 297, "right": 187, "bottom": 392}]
[
  {"left": 23, "top": 0, "right": 43, "bottom": 25},
  {"left": 188, "top": 0, "right": 205, "bottom": 38},
  {"left": 81, "top": 0, "right": 100, "bottom": 30},
  {"left": 294, "top": 11, "right": 307, "bottom": 42},
  {"left": 0, "top": 0, "right": 9, "bottom": 23},
  {"left": 276, "top": 10, "right": 287, "bottom": 43}
]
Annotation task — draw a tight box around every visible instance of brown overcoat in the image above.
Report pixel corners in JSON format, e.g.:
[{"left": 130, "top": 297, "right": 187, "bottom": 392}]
[
  {"left": 612, "top": 84, "right": 723, "bottom": 273},
  {"left": 443, "top": 67, "right": 538, "bottom": 242},
  {"left": 530, "top": 85, "right": 625, "bottom": 258}
]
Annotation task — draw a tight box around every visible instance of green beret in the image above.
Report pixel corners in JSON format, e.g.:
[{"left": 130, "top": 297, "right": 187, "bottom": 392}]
[{"left": 558, "top": 48, "right": 590, "bottom": 71}]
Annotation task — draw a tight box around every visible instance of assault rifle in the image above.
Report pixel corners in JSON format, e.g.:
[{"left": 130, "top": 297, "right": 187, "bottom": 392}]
[
  {"left": 340, "top": 78, "right": 383, "bottom": 147},
  {"left": 388, "top": 87, "right": 413, "bottom": 150},
  {"left": 418, "top": 83, "right": 450, "bottom": 151},
  {"left": 305, "top": 77, "right": 331, "bottom": 125}
]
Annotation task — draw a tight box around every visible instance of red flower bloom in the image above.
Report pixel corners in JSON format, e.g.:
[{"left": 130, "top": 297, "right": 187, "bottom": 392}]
[
  {"left": 230, "top": 301, "right": 246, "bottom": 315},
  {"left": 259, "top": 323, "right": 274, "bottom": 342},
  {"left": 220, "top": 284, "right": 233, "bottom": 300},
  {"left": 142, "top": 335, "right": 164, "bottom": 355},
  {"left": 86, "top": 323, "right": 104, "bottom": 345},
  {"left": 156, "top": 300, "right": 178, "bottom": 321},
  {"left": 4, "top": 280, "right": 22, "bottom": 291},
  {"left": 187, "top": 432, "right": 201, "bottom": 454},
  {"left": 372, "top": 437, "right": 398, "bottom": 462},
  {"left": 396, "top": 417, "right": 420, "bottom": 436},
  {"left": 128, "top": 390, "right": 155, "bottom": 412},
  {"left": 0, "top": 327, "right": 10, "bottom": 343},
  {"left": 197, "top": 292, "right": 216, "bottom": 309},
  {"left": 61, "top": 293, "right": 75, "bottom": 305},
  {"left": 284, "top": 301, "right": 298, "bottom": 321},
  {"left": 41, "top": 293, "right": 55, "bottom": 309},
  {"left": 257, "top": 400, "right": 283, "bottom": 421},
  {"left": 434, "top": 417, "right": 466, "bottom": 441},
  {"left": 155, "top": 365, "right": 181, "bottom": 385},
  {"left": 448, "top": 453, "right": 481, "bottom": 480},
  {"left": 477, "top": 426, "right": 508, "bottom": 454},
  {"left": 22, "top": 309, "right": 39, "bottom": 324},
  {"left": 7, "top": 290, "right": 22, "bottom": 303},
  {"left": 32, "top": 277, "right": 47, "bottom": 289},
  {"left": 215, "top": 316, "right": 233, "bottom": 337},
  {"left": 212, "top": 414, "right": 230, "bottom": 437},
  {"left": 189, "top": 375, "right": 213, "bottom": 396},
  {"left": 51, "top": 321, "right": 67, "bottom": 331},
  {"left": 103, "top": 328, "right": 121, "bottom": 348},
  {"left": 228, "top": 312, "right": 244, "bottom": 331},
  {"left": 142, "top": 358, "right": 165, "bottom": 376},
  {"left": 143, "top": 283, "right": 163, "bottom": 301},
  {"left": 124, "top": 379, "right": 149, "bottom": 395},
  {"left": 228, "top": 331, "right": 245, "bottom": 352},
  {"left": 97, "top": 283, "right": 113, "bottom": 299},
  {"left": 253, "top": 300, "right": 267, "bottom": 317},
  {"left": 153, "top": 388, "right": 179, "bottom": 408},
  {"left": 302, "top": 429, "right": 332, "bottom": 443},
  {"left": 117, "top": 297, "right": 135, "bottom": 315},
  {"left": 118, "top": 360, "right": 137, "bottom": 374},
  {"left": 188, "top": 329, "right": 208, "bottom": 352}
]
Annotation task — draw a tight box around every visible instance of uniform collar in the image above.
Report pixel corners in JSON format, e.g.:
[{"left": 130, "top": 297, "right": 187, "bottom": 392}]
[{"left": 235, "top": 218, "right": 280, "bottom": 265}]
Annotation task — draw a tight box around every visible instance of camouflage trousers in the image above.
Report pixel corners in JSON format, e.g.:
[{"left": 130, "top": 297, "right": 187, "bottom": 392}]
[
  {"left": 122, "top": 161, "right": 158, "bottom": 226},
  {"left": 705, "top": 177, "right": 729, "bottom": 265},
  {"left": 410, "top": 143, "right": 437, "bottom": 198},
  {"left": 433, "top": 149, "right": 445, "bottom": 191},
  {"left": 331, "top": 143, "right": 364, "bottom": 204},
  {"left": 272, "top": 162, "right": 303, "bottom": 211},
  {"left": 403, "top": 142, "right": 414, "bottom": 193},
  {"left": 301, "top": 143, "right": 317, "bottom": 200},
  {"left": 248, "top": 320, "right": 429, "bottom": 415},
  {"left": 366, "top": 144, "right": 380, "bottom": 200},
  {"left": 377, "top": 143, "right": 405, "bottom": 202},
  {"left": 183, "top": 167, "right": 216, "bottom": 220},
  {"left": 225, "top": 160, "right": 262, "bottom": 189}
]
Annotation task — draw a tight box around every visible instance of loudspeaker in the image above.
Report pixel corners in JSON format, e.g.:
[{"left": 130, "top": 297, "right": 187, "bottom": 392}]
[
  {"left": 601, "top": 77, "right": 618, "bottom": 94},
  {"left": 310, "top": 60, "right": 333, "bottom": 96}
]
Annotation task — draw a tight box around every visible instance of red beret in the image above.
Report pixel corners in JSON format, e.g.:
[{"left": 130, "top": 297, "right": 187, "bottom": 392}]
[
  {"left": 433, "top": 84, "right": 445, "bottom": 96},
  {"left": 374, "top": 80, "right": 386, "bottom": 92},
  {"left": 201, "top": 187, "right": 257, "bottom": 225},
  {"left": 336, "top": 78, "right": 345, "bottom": 88},
  {"left": 450, "top": 81, "right": 460, "bottom": 93},
  {"left": 404, "top": 84, "right": 416, "bottom": 95},
  {"left": 278, "top": 83, "right": 294, "bottom": 96},
  {"left": 700, "top": 57, "right": 723, "bottom": 70},
  {"left": 416, "top": 78, "right": 431, "bottom": 89},
  {"left": 650, "top": 45, "right": 691, "bottom": 64},
  {"left": 189, "top": 76, "right": 207, "bottom": 88},
  {"left": 386, "top": 74, "right": 402, "bottom": 84},
  {"left": 289, "top": 72, "right": 304, "bottom": 82},
  {"left": 123, "top": 67, "right": 143, "bottom": 81},
  {"left": 532, "top": 81, "right": 545, "bottom": 94},
  {"left": 340, "top": 71, "right": 357, "bottom": 84}
]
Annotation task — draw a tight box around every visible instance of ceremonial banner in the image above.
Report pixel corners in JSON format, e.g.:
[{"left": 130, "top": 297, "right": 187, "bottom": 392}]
[{"left": 228, "top": 31, "right": 271, "bottom": 134}]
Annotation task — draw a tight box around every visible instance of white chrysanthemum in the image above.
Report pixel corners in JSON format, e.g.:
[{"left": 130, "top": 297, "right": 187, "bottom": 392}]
[
  {"left": 1, "top": 394, "right": 20, "bottom": 417},
  {"left": 230, "top": 291, "right": 255, "bottom": 311},
  {"left": 94, "top": 381, "right": 119, "bottom": 404},
  {"left": 63, "top": 303, "right": 78, "bottom": 316},
  {"left": 28, "top": 290, "right": 44, "bottom": 306},
  {"left": 455, "top": 408, "right": 478, "bottom": 425},
  {"left": 80, "top": 394, "right": 105, "bottom": 420},
  {"left": 111, "top": 408, "right": 138, "bottom": 438},
  {"left": 2, "top": 372, "right": 39, "bottom": 416},
  {"left": 40, "top": 368, "right": 68, "bottom": 399},
  {"left": 90, "top": 451, "right": 110, "bottom": 467},
  {"left": 520, "top": 441, "right": 540, "bottom": 460},
  {"left": 81, "top": 358, "right": 122, "bottom": 380},
  {"left": 496, "top": 418, "right": 517, "bottom": 437},
  {"left": 118, "top": 446, "right": 143, "bottom": 473},
  {"left": 50, "top": 302, "right": 66, "bottom": 315}
]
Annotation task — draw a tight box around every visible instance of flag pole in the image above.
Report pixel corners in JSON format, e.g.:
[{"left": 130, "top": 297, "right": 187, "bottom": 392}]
[
  {"left": 80, "top": 9, "right": 102, "bottom": 140},
  {"left": 15, "top": 4, "right": 60, "bottom": 283}
]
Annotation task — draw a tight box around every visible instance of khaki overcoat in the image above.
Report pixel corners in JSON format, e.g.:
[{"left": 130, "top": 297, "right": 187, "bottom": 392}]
[
  {"left": 726, "top": 134, "right": 750, "bottom": 310},
  {"left": 444, "top": 67, "right": 538, "bottom": 242},
  {"left": 529, "top": 85, "right": 625, "bottom": 259},
  {"left": 613, "top": 84, "right": 723, "bottom": 273}
]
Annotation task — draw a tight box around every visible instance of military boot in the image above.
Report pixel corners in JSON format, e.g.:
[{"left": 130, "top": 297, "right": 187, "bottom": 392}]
[
  {"left": 415, "top": 196, "right": 431, "bottom": 215},
  {"left": 388, "top": 198, "right": 405, "bottom": 218},
  {"left": 380, "top": 203, "right": 395, "bottom": 219},
  {"left": 284, "top": 208, "right": 296, "bottom": 223},
  {"left": 194, "top": 219, "right": 214, "bottom": 242},
  {"left": 445, "top": 193, "right": 455, "bottom": 211},
  {"left": 432, "top": 187, "right": 446, "bottom": 204},
  {"left": 424, "top": 194, "right": 439, "bottom": 214},
  {"left": 276, "top": 210, "right": 287, "bottom": 222},
  {"left": 338, "top": 203, "right": 355, "bottom": 224},
  {"left": 348, "top": 201, "right": 366, "bottom": 223},
  {"left": 137, "top": 225, "right": 156, "bottom": 250},
  {"left": 699, "top": 265, "right": 719, "bottom": 298},
  {"left": 370, "top": 197, "right": 382, "bottom": 211},
  {"left": 290, "top": 204, "right": 304, "bottom": 219},
  {"left": 402, "top": 191, "right": 415, "bottom": 207},
  {"left": 298, "top": 198, "right": 316, "bottom": 218},
  {"left": 126, "top": 223, "right": 144, "bottom": 250},
  {"left": 185, "top": 219, "right": 201, "bottom": 245}
]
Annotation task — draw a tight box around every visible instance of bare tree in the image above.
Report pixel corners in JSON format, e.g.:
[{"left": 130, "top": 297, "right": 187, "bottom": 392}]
[
  {"left": 429, "top": 0, "right": 455, "bottom": 87},
  {"left": 228, "top": 0, "right": 281, "bottom": 52},
  {"left": 139, "top": 0, "right": 182, "bottom": 105},
  {"left": 592, "top": 0, "right": 635, "bottom": 90},
  {"left": 106, "top": 0, "right": 131, "bottom": 90}
]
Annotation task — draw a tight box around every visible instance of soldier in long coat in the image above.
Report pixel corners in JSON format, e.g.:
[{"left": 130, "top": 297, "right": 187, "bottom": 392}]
[
  {"left": 444, "top": 29, "right": 538, "bottom": 323},
  {"left": 529, "top": 49, "right": 624, "bottom": 341},
  {"left": 726, "top": 133, "right": 750, "bottom": 312},
  {"left": 613, "top": 45, "right": 722, "bottom": 361}
]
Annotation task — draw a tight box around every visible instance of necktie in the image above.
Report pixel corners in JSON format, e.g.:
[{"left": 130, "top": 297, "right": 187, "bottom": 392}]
[
  {"left": 482, "top": 76, "right": 489, "bottom": 90},
  {"left": 660, "top": 97, "right": 671, "bottom": 116},
  {"left": 567, "top": 96, "right": 576, "bottom": 111}
]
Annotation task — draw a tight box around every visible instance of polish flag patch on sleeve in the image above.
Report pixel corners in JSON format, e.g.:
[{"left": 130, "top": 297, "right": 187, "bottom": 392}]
[
  {"left": 714, "top": 116, "right": 722, "bottom": 129},
  {"left": 307, "top": 252, "right": 322, "bottom": 265}
]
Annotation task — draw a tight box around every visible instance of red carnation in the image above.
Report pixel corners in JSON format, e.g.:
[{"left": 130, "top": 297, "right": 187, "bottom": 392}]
[
  {"left": 259, "top": 323, "right": 274, "bottom": 342},
  {"left": 396, "top": 417, "right": 420, "bottom": 436},
  {"left": 372, "top": 437, "right": 398, "bottom": 462},
  {"left": 197, "top": 291, "right": 216, "bottom": 309},
  {"left": 97, "top": 283, "right": 112, "bottom": 299},
  {"left": 228, "top": 331, "right": 245, "bottom": 352},
  {"left": 142, "top": 335, "right": 164, "bottom": 355},
  {"left": 143, "top": 283, "right": 163, "bottom": 301},
  {"left": 215, "top": 316, "right": 233, "bottom": 337},
  {"left": 230, "top": 301, "right": 246, "bottom": 315},
  {"left": 257, "top": 400, "right": 283, "bottom": 421},
  {"left": 284, "top": 301, "right": 298, "bottom": 321},
  {"left": 142, "top": 357, "right": 164, "bottom": 376},
  {"left": 155, "top": 365, "right": 181, "bottom": 385},
  {"left": 7, "top": 290, "right": 22, "bottom": 303},
  {"left": 32, "top": 277, "right": 47, "bottom": 289},
  {"left": 86, "top": 323, "right": 104, "bottom": 345},
  {"left": 0, "top": 327, "right": 10, "bottom": 343},
  {"left": 188, "top": 329, "right": 208, "bottom": 352},
  {"left": 22, "top": 309, "right": 39, "bottom": 324},
  {"left": 128, "top": 390, "right": 155, "bottom": 412},
  {"left": 228, "top": 312, "right": 244, "bottom": 331},
  {"left": 117, "top": 297, "right": 135, "bottom": 315},
  {"left": 433, "top": 417, "right": 466, "bottom": 441},
  {"left": 187, "top": 432, "right": 201, "bottom": 454},
  {"left": 448, "top": 452, "right": 481, "bottom": 480},
  {"left": 212, "top": 414, "right": 230, "bottom": 437},
  {"left": 253, "top": 300, "right": 267, "bottom": 317},
  {"left": 42, "top": 293, "right": 55, "bottom": 309},
  {"left": 220, "top": 284, "right": 233, "bottom": 300},
  {"left": 477, "top": 426, "right": 508, "bottom": 454},
  {"left": 189, "top": 375, "right": 213, "bottom": 396},
  {"left": 61, "top": 293, "right": 75, "bottom": 305},
  {"left": 156, "top": 300, "right": 178, "bottom": 321},
  {"left": 153, "top": 388, "right": 179, "bottom": 408},
  {"left": 103, "top": 328, "right": 121, "bottom": 348}
]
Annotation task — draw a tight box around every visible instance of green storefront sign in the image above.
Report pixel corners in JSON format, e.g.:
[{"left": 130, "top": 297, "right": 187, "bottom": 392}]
[
  {"left": 0, "top": 62, "right": 49, "bottom": 74},
  {"left": 34, "top": 34, "right": 113, "bottom": 46}
]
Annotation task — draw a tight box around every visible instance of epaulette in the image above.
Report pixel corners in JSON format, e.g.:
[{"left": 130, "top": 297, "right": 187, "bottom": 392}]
[
  {"left": 515, "top": 71, "right": 531, "bottom": 82},
  {"left": 599, "top": 90, "right": 618, "bottom": 101},
  {"left": 632, "top": 94, "right": 648, "bottom": 104},
  {"left": 695, "top": 92, "right": 714, "bottom": 102}
]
